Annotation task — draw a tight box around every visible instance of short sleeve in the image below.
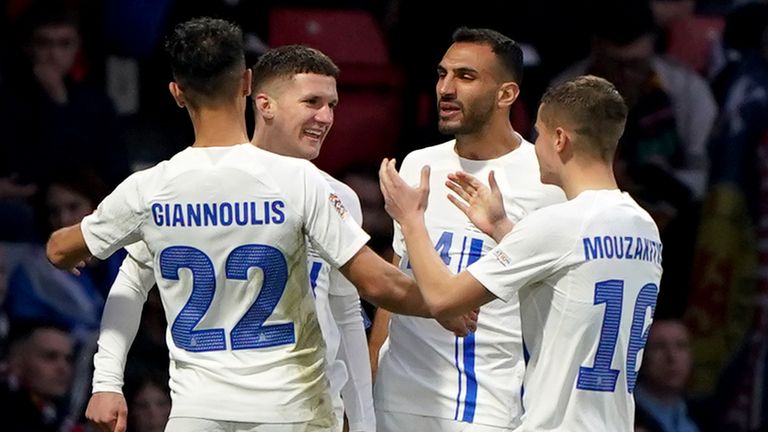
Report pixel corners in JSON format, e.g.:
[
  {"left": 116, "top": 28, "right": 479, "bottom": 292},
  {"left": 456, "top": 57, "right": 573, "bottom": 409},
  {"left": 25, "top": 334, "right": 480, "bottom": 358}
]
[
  {"left": 467, "top": 213, "right": 575, "bottom": 302},
  {"left": 81, "top": 172, "right": 147, "bottom": 259},
  {"left": 302, "top": 167, "right": 370, "bottom": 269}
]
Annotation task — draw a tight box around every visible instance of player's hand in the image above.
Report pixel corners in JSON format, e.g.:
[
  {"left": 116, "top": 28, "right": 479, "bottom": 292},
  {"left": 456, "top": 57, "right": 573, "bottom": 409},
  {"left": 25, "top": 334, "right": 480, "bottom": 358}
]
[
  {"left": 69, "top": 258, "right": 90, "bottom": 276},
  {"left": 379, "top": 158, "right": 429, "bottom": 226},
  {"left": 446, "top": 170, "right": 514, "bottom": 242},
  {"left": 86, "top": 391, "right": 128, "bottom": 432},
  {"left": 437, "top": 309, "right": 479, "bottom": 337}
]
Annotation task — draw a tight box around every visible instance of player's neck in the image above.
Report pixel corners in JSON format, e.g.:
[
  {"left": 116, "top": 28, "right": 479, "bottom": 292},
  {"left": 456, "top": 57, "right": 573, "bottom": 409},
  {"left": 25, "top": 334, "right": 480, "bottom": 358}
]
[
  {"left": 189, "top": 105, "right": 249, "bottom": 148},
  {"left": 560, "top": 160, "right": 617, "bottom": 200},
  {"left": 454, "top": 121, "right": 521, "bottom": 160}
]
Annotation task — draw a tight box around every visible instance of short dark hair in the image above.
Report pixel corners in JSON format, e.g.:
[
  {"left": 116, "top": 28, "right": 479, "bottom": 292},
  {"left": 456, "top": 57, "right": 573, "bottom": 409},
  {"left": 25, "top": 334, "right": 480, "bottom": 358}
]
[
  {"left": 251, "top": 45, "right": 339, "bottom": 93},
  {"left": 16, "top": 0, "right": 80, "bottom": 43},
  {"left": 164, "top": 17, "right": 245, "bottom": 107},
  {"left": 452, "top": 27, "right": 524, "bottom": 84},
  {"left": 7, "top": 319, "right": 70, "bottom": 353},
  {"left": 540, "top": 75, "right": 628, "bottom": 160}
]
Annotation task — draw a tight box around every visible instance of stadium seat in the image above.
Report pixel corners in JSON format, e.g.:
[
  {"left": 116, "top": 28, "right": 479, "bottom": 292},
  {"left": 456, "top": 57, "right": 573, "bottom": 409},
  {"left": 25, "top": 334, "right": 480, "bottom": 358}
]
[
  {"left": 268, "top": 8, "right": 404, "bottom": 175},
  {"left": 665, "top": 15, "right": 725, "bottom": 75}
]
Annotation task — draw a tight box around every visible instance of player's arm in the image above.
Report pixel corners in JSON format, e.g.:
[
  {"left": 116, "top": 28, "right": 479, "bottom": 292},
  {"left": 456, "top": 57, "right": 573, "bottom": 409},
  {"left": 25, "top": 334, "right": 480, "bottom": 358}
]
[
  {"left": 46, "top": 223, "right": 91, "bottom": 273},
  {"left": 301, "top": 164, "right": 445, "bottom": 319},
  {"left": 339, "top": 247, "right": 430, "bottom": 317},
  {"left": 47, "top": 172, "right": 146, "bottom": 271},
  {"left": 379, "top": 159, "right": 496, "bottom": 319},
  {"left": 367, "top": 307, "right": 390, "bottom": 383},
  {"left": 329, "top": 292, "right": 375, "bottom": 432},
  {"left": 86, "top": 244, "right": 155, "bottom": 432},
  {"left": 446, "top": 170, "right": 514, "bottom": 243},
  {"left": 366, "top": 252, "right": 399, "bottom": 382}
]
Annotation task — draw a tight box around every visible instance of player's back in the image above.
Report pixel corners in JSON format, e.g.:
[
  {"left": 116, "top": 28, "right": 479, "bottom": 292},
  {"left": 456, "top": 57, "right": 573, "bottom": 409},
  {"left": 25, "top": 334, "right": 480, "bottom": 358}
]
[
  {"left": 516, "top": 190, "right": 662, "bottom": 431},
  {"left": 117, "top": 144, "right": 333, "bottom": 423}
]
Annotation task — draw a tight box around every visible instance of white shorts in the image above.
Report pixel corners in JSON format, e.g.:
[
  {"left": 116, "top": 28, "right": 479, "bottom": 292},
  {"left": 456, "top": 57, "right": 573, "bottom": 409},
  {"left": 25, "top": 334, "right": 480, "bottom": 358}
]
[
  {"left": 376, "top": 411, "right": 513, "bottom": 432},
  {"left": 165, "top": 417, "right": 336, "bottom": 432}
]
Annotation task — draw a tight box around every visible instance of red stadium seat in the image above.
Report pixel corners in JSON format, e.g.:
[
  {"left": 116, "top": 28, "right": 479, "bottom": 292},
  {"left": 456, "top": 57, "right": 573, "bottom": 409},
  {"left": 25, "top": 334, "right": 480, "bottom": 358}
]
[
  {"left": 268, "top": 8, "right": 404, "bottom": 175},
  {"left": 269, "top": 8, "right": 389, "bottom": 66},
  {"left": 665, "top": 15, "right": 725, "bottom": 75}
]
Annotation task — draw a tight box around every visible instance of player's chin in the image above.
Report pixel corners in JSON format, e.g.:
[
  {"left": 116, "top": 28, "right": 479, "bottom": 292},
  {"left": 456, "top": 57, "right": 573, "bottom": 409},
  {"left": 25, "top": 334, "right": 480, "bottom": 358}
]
[
  {"left": 437, "top": 121, "right": 462, "bottom": 135},
  {"left": 303, "top": 144, "right": 323, "bottom": 160}
]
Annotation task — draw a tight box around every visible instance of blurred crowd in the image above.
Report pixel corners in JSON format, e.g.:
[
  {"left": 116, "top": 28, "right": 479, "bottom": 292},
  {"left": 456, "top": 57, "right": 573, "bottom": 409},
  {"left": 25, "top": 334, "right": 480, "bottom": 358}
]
[{"left": 0, "top": 0, "right": 767, "bottom": 431}]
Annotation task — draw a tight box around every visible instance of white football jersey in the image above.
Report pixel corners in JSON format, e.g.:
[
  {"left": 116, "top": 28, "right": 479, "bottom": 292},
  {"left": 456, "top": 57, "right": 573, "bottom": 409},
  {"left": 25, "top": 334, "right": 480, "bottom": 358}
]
[
  {"left": 81, "top": 144, "right": 369, "bottom": 424},
  {"left": 468, "top": 190, "right": 663, "bottom": 431},
  {"left": 306, "top": 174, "right": 362, "bottom": 395},
  {"left": 306, "top": 171, "right": 374, "bottom": 431},
  {"left": 375, "top": 139, "right": 565, "bottom": 428}
]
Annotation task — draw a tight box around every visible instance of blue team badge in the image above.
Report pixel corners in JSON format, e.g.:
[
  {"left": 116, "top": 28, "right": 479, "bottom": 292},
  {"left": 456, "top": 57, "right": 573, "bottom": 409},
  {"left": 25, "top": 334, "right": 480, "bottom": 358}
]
[{"left": 329, "top": 193, "right": 348, "bottom": 219}]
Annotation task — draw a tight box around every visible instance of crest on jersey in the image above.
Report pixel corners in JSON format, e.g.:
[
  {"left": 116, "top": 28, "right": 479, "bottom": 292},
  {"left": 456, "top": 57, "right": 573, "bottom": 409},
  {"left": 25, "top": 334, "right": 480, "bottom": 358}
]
[
  {"left": 492, "top": 249, "right": 511, "bottom": 267},
  {"left": 329, "top": 193, "right": 348, "bottom": 219}
]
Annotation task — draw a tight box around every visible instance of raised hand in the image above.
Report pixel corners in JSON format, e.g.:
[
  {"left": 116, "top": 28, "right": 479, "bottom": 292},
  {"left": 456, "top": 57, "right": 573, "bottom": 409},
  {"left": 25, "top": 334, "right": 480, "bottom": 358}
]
[
  {"left": 446, "top": 170, "right": 513, "bottom": 242},
  {"left": 379, "top": 158, "right": 430, "bottom": 226},
  {"left": 86, "top": 392, "right": 128, "bottom": 432}
]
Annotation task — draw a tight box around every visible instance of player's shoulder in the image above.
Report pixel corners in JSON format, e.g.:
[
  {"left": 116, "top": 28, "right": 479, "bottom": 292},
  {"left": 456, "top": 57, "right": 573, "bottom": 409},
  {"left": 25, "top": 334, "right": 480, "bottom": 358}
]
[
  {"left": 117, "top": 157, "right": 172, "bottom": 189},
  {"left": 320, "top": 172, "right": 360, "bottom": 205},
  {"left": 242, "top": 146, "right": 322, "bottom": 179},
  {"left": 401, "top": 140, "right": 456, "bottom": 168},
  {"left": 319, "top": 171, "right": 363, "bottom": 223},
  {"left": 538, "top": 190, "right": 655, "bottom": 231},
  {"left": 517, "top": 199, "right": 575, "bottom": 234}
]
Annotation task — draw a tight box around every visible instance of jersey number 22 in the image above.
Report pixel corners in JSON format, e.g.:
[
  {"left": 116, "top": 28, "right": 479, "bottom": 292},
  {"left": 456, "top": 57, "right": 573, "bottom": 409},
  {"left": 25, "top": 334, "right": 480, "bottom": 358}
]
[{"left": 160, "top": 245, "right": 293, "bottom": 352}]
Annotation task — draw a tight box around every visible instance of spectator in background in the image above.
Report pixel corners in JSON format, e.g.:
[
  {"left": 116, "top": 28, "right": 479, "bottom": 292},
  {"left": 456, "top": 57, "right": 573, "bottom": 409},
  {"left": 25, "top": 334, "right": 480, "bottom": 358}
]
[
  {"left": 6, "top": 170, "right": 123, "bottom": 332},
  {"left": 710, "top": 2, "right": 768, "bottom": 105},
  {"left": 551, "top": 0, "right": 717, "bottom": 315},
  {"left": 4, "top": 170, "right": 125, "bottom": 430},
  {"left": 0, "top": 0, "right": 129, "bottom": 190},
  {"left": 553, "top": 0, "right": 716, "bottom": 200},
  {"left": 635, "top": 319, "right": 702, "bottom": 432},
  {"left": 686, "top": 8, "right": 768, "bottom": 429},
  {"left": 0, "top": 321, "right": 76, "bottom": 432},
  {"left": 0, "top": 244, "right": 10, "bottom": 370},
  {"left": 650, "top": 0, "right": 695, "bottom": 28},
  {"left": 123, "top": 372, "right": 171, "bottom": 432}
]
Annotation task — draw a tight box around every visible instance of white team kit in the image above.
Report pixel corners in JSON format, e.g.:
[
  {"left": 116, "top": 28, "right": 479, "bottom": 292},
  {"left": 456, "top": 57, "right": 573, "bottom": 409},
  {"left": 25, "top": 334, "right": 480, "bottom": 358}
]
[
  {"left": 81, "top": 144, "right": 369, "bottom": 427},
  {"left": 306, "top": 172, "right": 375, "bottom": 432},
  {"left": 375, "top": 138, "right": 565, "bottom": 429},
  {"left": 468, "top": 190, "right": 663, "bottom": 431}
]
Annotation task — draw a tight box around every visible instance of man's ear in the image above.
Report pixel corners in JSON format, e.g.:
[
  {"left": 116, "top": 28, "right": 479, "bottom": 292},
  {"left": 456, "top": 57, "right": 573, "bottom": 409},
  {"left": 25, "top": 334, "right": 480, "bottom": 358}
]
[
  {"left": 254, "top": 93, "right": 274, "bottom": 120},
  {"left": 498, "top": 81, "right": 520, "bottom": 108},
  {"left": 243, "top": 69, "right": 253, "bottom": 97},
  {"left": 168, "top": 82, "right": 185, "bottom": 108},
  {"left": 554, "top": 127, "right": 577, "bottom": 163}
]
